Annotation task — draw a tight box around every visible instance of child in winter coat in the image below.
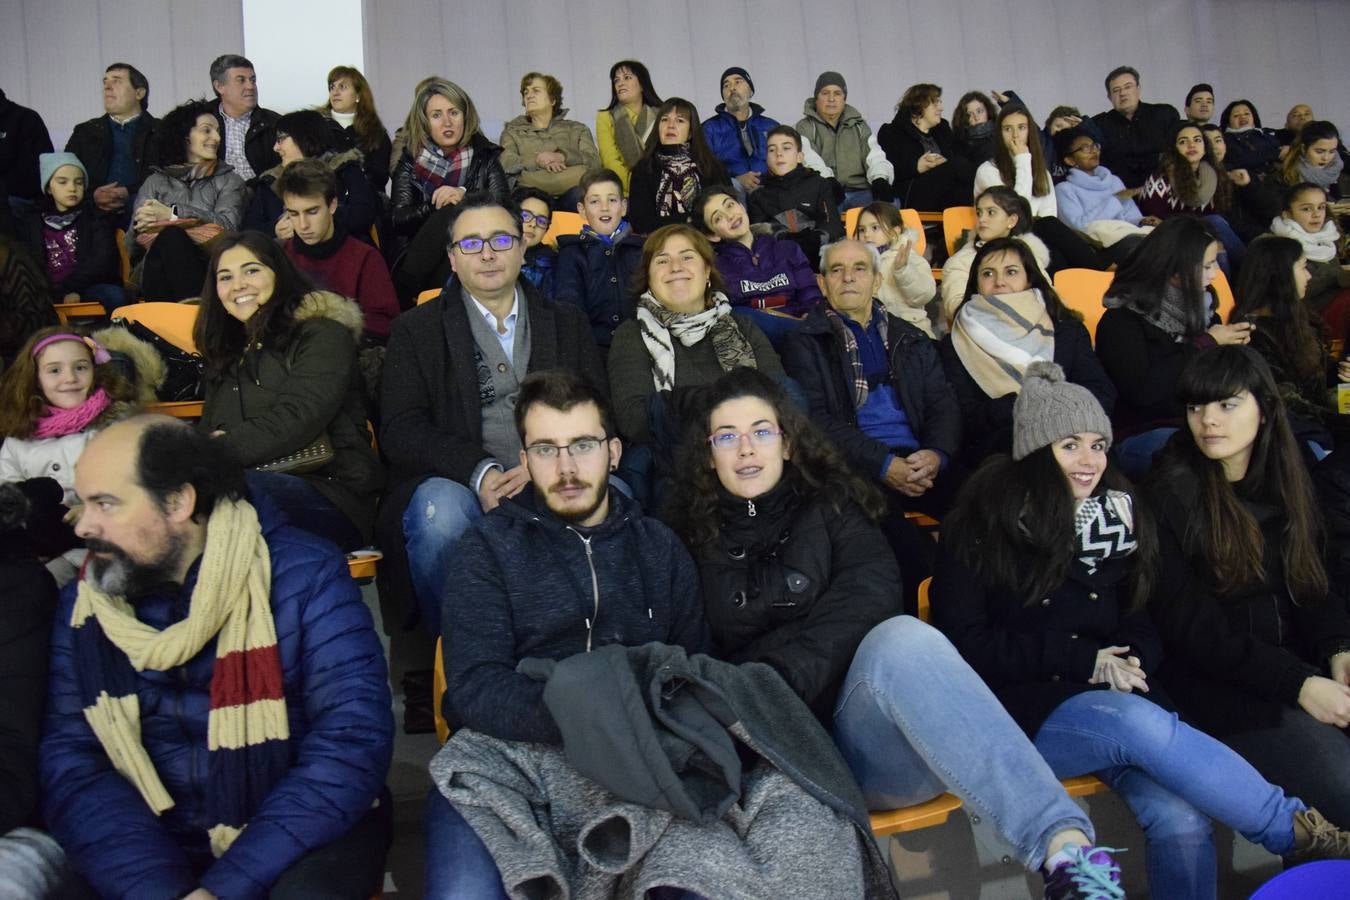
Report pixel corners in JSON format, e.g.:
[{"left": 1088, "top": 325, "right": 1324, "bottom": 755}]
[
  {"left": 748, "top": 126, "right": 843, "bottom": 268},
  {"left": 513, "top": 186, "right": 557, "bottom": 299},
  {"left": 554, "top": 169, "right": 645, "bottom": 351},
  {"left": 0, "top": 328, "right": 141, "bottom": 583},
  {"left": 852, "top": 201, "right": 937, "bottom": 337},
  {"left": 22, "top": 153, "right": 123, "bottom": 309}
]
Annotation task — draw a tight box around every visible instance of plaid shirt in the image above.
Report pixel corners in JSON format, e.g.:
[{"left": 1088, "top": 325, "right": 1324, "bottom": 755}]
[{"left": 220, "top": 108, "right": 254, "bottom": 180}]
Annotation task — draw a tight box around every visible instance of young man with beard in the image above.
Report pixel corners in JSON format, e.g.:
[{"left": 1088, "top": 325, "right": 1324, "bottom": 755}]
[
  {"left": 425, "top": 369, "right": 708, "bottom": 895},
  {"left": 40, "top": 416, "right": 394, "bottom": 899}
]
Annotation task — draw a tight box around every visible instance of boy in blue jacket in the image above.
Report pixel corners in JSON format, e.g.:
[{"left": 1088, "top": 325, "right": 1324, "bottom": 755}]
[{"left": 554, "top": 168, "right": 644, "bottom": 352}]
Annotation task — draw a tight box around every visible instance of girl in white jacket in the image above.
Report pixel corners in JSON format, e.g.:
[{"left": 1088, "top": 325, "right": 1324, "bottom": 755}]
[
  {"left": 852, "top": 201, "right": 937, "bottom": 336},
  {"left": 0, "top": 328, "right": 137, "bottom": 583}
]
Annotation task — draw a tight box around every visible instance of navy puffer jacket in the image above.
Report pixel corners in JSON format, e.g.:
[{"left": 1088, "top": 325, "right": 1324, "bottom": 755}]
[{"left": 40, "top": 497, "right": 394, "bottom": 900}]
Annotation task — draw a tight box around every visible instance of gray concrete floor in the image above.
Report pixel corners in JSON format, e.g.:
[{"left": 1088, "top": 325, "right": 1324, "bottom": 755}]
[{"left": 360, "top": 583, "right": 1284, "bottom": 899}]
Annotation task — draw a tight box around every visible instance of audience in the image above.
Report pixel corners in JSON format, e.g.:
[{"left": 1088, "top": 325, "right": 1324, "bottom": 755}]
[
  {"left": 879, "top": 83, "right": 972, "bottom": 210},
  {"left": 208, "top": 53, "right": 278, "bottom": 182},
  {"left": 1092, "top": 65, "right": 1181, "bottom": 189},
  {"left": 1136, "top": 121, "right": 1245, "bottom": 272},
  {"left": 1219, "top": 99, "right": 1281, "bottom": 178},
  {"left": 595, "top": 59, "right": 662, "bottom": 193},
  {"left": 498, "top": 72, "right": 599, "bottom": 207},
  {"left": 626, "top": 97, "right": 727, "bottom": 233},
  {"left": 798, "top": 72, "right": 894, "bottom": 210},
  {"left": 64, "top": 63, "right": 158, "bottom": 226},
  {"left": 322, "top": 64, "right": 392, "bottom": 195},
  {"left": 553, "top": 168, "right": 643, "bottom": 349},
  {"left": 747, "top": 124, "right": 844, "bottom": 264},
  {"left": 941, "top": 186, "right": 1050, "bottom": 322}
]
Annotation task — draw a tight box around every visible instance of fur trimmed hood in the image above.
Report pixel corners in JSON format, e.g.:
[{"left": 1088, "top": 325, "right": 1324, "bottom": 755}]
[
  {"left": 263, "top": 146, "right": 366, "bottom": 190},
  {"left": 90, "top": 325, "right": 168, "bottom": 406},
  {"left": 294, "top": 290, "right": 365, "bottom": 341}
]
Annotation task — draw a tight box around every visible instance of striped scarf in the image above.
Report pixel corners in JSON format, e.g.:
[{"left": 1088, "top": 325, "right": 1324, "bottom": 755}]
[
  {"left": 824, "top": 302, "right": 889, "bottom": 409},
  {"left": 413, "top": 142, "right": 473, "bottom": 197},
  {"left": 70, "top": 498, "right": 289, "bottom": 857}
]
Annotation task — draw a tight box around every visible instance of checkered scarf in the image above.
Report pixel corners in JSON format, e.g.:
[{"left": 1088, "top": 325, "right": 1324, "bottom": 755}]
[
  {"left": 824, "top": 301, "right": 889, "bottom": 410},
  {"left": 69, "top": 498, "right": 289, "bottom": 857},
  {"left": 412, "top": 142, "right": 474, "bottom": 197}
]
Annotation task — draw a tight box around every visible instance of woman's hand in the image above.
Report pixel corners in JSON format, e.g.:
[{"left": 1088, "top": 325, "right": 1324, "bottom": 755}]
[
  {"left": 1115, "top": 187, "right": 1141, "bottom": 201},
  {"left": 1337, "top": 360, "right": 1350, "bottom": 383},
  {"left": 274, "top": 216, "right": 295, "bottom": 241},
  {"left": 989, "top": 89, "right": 1011, "bottom": 106},
  {"left": 535, "top": 150, "right": 566, "bottom": 172},
  {"left": 916, "top": 153, "right": 947, "bottom": 174},
  {"left": 1139, "top": 215, "right": 1162, "bottom": 226},
  {"left": 1227, "top": 168, "right": 1252, "bottom": 187},
  {"left": 431, "top": 185, "right": 467, "bottom": 209},
  {"left": 1331, "top": 651, "right": 1350, "bottom": 686},
  {"left": 1090, "top": 646, "right": 1149, "bottom": 693},
  {"left": 132, "top": 198, "right": 172, "bottom": 232},
  {"left": 1298, "top": 675, "right": 1350, "bottom": 727},
  {"left": 1208, "top": 321, "right": 1254, "bottom": 346},
  {"left": 63, "top": 291, "right": 81, "bottom": 303}
]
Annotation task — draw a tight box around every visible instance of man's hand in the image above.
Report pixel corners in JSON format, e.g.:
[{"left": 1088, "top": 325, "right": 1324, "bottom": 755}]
[
  {"left": 93, "top": 183, "right": 129, "bottom": 211},
  {"left": 274, "top": 216, "right": 295, "bottom": 241},
  {"left": 477, "top": 466, "right": 530, "bottom": 512},
  {"left": 884, "top": 457, "right": 933, "bottom": 498},
  {"left": 904, "top": 449, "right": 941, "bottom": 483},
  {"left": 736, "top": 171, "right": 761, "bottom": 192},
  {"left": 1298, "top": 676, "right": 1350, "bottom": 728}
]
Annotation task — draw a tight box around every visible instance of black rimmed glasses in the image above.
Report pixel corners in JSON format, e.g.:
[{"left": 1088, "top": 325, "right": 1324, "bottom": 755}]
[{"left": 524, "top": 437, "right": 607, "bottom": 461}]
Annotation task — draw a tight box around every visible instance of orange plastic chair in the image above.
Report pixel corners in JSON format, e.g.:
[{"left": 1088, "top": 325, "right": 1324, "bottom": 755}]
[
  {"left": 1053, "top": 269, "right": 1115, "bottom": 344},
  {"left": 943, "top": 207, "right": 976, "bottom": 257},
  {"left": 433, "top": 637, "right": 450, "bottom": 744},
  {"left": 112, "top": 302, "right": 200, "bottom": 353},
  {"left": 146, "top": 400, "right": 204, "bottom": 419},
  {"left": 542, "top": 211, "right": 584, "bottom": 248},
  {"left": 843, "top": 206, "right": 862, "bottom": 239},
  {"left": 1211, "top": 269, "right": 1235, "bottom": 323},
  {"left": 53, "top": 301, "right": 108, "bottom": 323}
]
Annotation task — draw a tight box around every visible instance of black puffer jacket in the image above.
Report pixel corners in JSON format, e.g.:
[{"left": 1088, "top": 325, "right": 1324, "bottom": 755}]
[
  {"left": 694, "top": 480, "right": 901, "bottom": 724},
  {"left": 388, "top": 132, "right": 509, "bottom": 235}
]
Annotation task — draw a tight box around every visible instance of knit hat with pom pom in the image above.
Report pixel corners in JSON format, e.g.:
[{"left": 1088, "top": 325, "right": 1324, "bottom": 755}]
[{"left": 1011, "top": 361, "right": 1113, "bottom": 460}]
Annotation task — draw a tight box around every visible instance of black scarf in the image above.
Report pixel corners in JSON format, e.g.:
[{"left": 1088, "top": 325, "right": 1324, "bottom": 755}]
[{"left": 289, "top": 222, "right": 348, "bottom": 261}]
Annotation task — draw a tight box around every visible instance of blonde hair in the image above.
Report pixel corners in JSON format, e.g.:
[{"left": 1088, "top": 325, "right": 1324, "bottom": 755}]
[{"left": 406, "top": 78, "right": 481, "bottom": 152}]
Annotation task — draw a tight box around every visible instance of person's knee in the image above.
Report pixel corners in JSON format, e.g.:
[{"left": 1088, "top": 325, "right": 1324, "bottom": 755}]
[
  {"left": 852, "top": 615, "right": 956, "bottom": 677},
  {"left": 1128, "top": 784, "right": 1212, "bottom": 842},
  {"left": 404, "top": 478, "right": 481, "bottom": 547}
]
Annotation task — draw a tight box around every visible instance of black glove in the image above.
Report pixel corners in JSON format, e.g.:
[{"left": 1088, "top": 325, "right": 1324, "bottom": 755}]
[{"left": 871, "top": 178, "right": 894, "bottom": 204}]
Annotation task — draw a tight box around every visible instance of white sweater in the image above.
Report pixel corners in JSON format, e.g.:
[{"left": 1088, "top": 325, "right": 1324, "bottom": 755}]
[{"left": 974, "top": 153, "right": 1058, "bottom": 218}]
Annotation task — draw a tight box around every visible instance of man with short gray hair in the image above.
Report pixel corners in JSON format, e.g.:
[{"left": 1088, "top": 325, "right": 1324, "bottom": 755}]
[{"left": 209, "top": 53, "right": 279, "bottom": 181}]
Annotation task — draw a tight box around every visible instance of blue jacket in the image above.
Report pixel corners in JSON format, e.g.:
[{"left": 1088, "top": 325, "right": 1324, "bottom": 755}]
[
  {"left": 702, "top": 103, "right": 778, "bottom": 177},
  {"left": 40, "top": 499, "right": 394, "bottom": 900},
  {"left": 521, "top": 244, "right": 557, "bottom": 298},
  {"left": 554, "top": 228, "right": 645, "bottom": 347},
  {"left": 1054, "top": 166, "right": 1143, "bottom": 232},
  {"left": 442, "top": 486, "right": 710, "bottom": 745},
  {"left": 712, "top": 233, "right": 824, "bottom": 317}
]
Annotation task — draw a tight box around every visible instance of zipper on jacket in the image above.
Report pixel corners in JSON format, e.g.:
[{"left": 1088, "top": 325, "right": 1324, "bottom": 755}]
[
  {"left": 747, "top": 498, "right": 757, "bottom": 517},
  {"left": 569, "top": 528, "right": 601, "bottom": 652}
]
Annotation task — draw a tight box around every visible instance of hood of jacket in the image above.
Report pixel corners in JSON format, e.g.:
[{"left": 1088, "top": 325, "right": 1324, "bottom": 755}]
[
  {"left": 90, "top": 325, "right": 168, "bottom": 405},
  {"left": 800, "top": 99, "right": 864, "bottom": 130},
  {"left": 261, "top": 145, "right": 365, "bottom": 188},
  {"left": 293, "top": 289, "right": 365, "bottom": 341},
  {"left": 496, "top": 481, "right": 642, "bottom": 540}
]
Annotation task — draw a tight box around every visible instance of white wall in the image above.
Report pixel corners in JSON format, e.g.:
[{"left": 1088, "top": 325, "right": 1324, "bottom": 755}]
[
  {"left": 4, "top": 0, "right": 1348, "bottom": 154},
  {"left": 242, "top": 0, "right": 364, "bottom": 115}
]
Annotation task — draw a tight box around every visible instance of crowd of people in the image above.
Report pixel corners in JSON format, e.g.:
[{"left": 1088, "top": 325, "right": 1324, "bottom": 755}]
[{"left": 2, "top": 50, "right": 1350, "bottom": 900}]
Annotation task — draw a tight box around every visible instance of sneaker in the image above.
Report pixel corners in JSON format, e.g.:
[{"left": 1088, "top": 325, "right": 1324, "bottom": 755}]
[
  {"left": 1043, "top": 845, "right": 1125, "bottom": 900},
  {"left": 1288, "top": 808, "right": 1350, "bottom": 863}
]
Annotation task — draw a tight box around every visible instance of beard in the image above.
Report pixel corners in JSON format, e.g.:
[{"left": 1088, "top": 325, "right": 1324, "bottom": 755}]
[
  {"left": 724, "top": 93, "right": 747, "bottom": 114},
  {"left": 545, "top": 476, "right": 609, "bottom": 525},
  {"left": 85, "top": 533, "right": 187, "bottom": 597}
]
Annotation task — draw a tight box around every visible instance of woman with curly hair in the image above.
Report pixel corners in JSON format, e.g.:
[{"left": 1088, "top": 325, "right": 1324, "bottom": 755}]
[
  {"left": 322, "top": 64, "right": 392, "bottom": 194},
  {"left": 626, "top": 98, "right": 727, "bottom": 234},
  {"left": 667, "top": 366, "right": 1127, "bottom": 897},
  {"left": 127, "top": 98, "right": 247, "bottom": 301}
]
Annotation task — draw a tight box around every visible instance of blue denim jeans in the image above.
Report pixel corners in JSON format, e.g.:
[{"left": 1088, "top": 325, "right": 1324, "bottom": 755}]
[
  {"left": 1035, "top": 691, "right": 1302, "bottom": 899},
  {"left": 403, "top": 478, "right": 483, "bottom": 636},
  {"left": 424, "top": 788, "right": 509, "bottom": 900},
  {"left": 1114, "top": 427, "right": 1177, "bottom": 480},
  {"left": 832, "top": 616, "right": 1094, "bottom": 870},
  {"left": 840, "top": 188, "right": 874, "bottom": 213}
]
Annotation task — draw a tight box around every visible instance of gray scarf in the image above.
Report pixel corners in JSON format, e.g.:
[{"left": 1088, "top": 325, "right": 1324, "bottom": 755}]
[
  {"left": 1104, "top": 282, "right": 1197, "bottom": 341},
  {"left": 1299, "top": 153, "right": 1345, "bottom": 192}
]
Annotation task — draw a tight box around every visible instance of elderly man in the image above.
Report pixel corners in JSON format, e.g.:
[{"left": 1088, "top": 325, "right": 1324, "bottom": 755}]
[
  {"left": 40, "top": 417, "right": 394, "bottom": 899},
  {"left": 782, "top": 238, "right": 960, "bottom": 514},
  {"left": 701, "top": 67, "right": 780, "bottom": 194},
  {"left": 209, "top": 53, "right": 279, "bottom": 181},
  {"left": 1091, "top": 65, "right": 1180, "bottom": 188},
  {"left": 795, "top": 71, "right": 893, "bottom": 210},
  {"left": 65, "top": 63, "right": 159, "bottom": 220},
  {"left": 379, "top": 192, "right": 603, "bottom": 635}
]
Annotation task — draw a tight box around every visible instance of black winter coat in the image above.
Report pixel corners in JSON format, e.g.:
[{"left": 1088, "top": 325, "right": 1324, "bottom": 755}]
[
  {"left": 0, "top": 89, "right": 53, "bottom": 201},
  {"left": 388, "top": 133, "right": 509, "bottom": 236},
  {"left": 323, "top": 113, "right": 392, "bottom": 194},
  {"left": 939, "top": 314, "right": 1116, "bottom": 465},
  {"left": 627, "top": 146, "right": 727, "bottom": 235},
  {"left": 553, "top": 229, "right": 644, "bottom": 347},
  {"left": 1147, "top": 459, "right": 1350, "bottom": 736},
  {"left": 21, "top": 203, "right": 121, "bottom": 298},
  {"left": 781, "top": 307, "right": 961, "bottom": 481},
  {"left": 932, "top": 545, "right": 1163, "bottom": 736},
  {"left": 876, "top": 117, "right": 973, "bottom": 211},
  {"left": 65, "top": 112, "right": 160, "bottom": 195},
  {"left": 694, "top": 482, "right": 901, "bottom": 724},
  {"left": 747, "top": 165, "right": 843, "bottom": 240},
  {"left": 1095, "top": 304, "right": 1218, "bottom": 439},
  {"left": 1091, "top": 103, "right": 1181, "bottom": 189}
]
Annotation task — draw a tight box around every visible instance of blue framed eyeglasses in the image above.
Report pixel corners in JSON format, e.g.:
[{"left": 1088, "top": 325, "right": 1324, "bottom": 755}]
[{"left": 452, "top": 233, "right": 518, "bottom": 255}]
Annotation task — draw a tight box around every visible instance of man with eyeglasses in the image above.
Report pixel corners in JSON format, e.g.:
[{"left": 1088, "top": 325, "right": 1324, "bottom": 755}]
[
  {"left": 424, "top": 368, "right": 707, "bottom": 895},
  {"left": 1091, "top": 65, "right": 1180, "bottom": 189},
  {"left": 379, "top": 192, "right": 603, "bottom": 638}
]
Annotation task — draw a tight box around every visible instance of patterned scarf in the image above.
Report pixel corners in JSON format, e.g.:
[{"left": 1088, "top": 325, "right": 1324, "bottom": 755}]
[
  {"left": 42, "top": 209, "right": 80, "bottom": 230},
  {"left": 613, "top": 105, "right": 655, "bottom": 169},
  {"left": 70, "top": 498, "right": 289, "bottom": 857},
  {"left": 1299, "top": 153, "right": 1344, "bottom": 192},
  {"left": 635, "top": 292, "right": 756, "bottom": 390},
  {"left": 34, "top": 387, "right": 112, "bottom": 439},
  {"left": 950, "top": 290, "right": 1055, "bottom": 399},
  {"left": 653, "top": 145, "right": 701, "bottom": 220},
  {"left": 1074, "top": 491, "right": 1138, "bottom": 575},
  {"left": 581, "top": 221, "right": 629, "bottom": 246},
  {"left": 1104, "top": 282, "right": 1196, "bottom": 341},
  {"left": 824, "top": 301, "right": 889, "bottom": 409},
  {"left": 413, "top": 142, "right": 473, "bottom": 197}
]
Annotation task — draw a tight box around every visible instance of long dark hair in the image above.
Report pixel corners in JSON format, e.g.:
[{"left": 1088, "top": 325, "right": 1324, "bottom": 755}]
[
  {"left": 603, "top": 59, "right": 661, "bottom": 111},
  {"left": 194, "top": 231, "right": 316, "bottom": 376},
  {"left": 1109, "top": 216, "right": 1218, "bottom": 335},
  {"left": 636, "top": 97, "right": 727, "bottom": 183},
  {"left": 945, "top": 449, "right": 1157, "bottom": 610},
  {"left": 273, "top": 109, "right": 334, "bottom": 159},
  {"left": 1160, "top": 122, "right": 1232, "bottom": 213},
  {"left": 1220, "top": 99, "right": 1262, "bottom": 130},
  {"left": 1233, "top": 235, "right": 1327, "bottom": 390},
  {"left": 324, "top": 65, "right": 387, "bottom": 155},
  {"left": 960, "top": 237, "right": 1075, "bottom": 321},
  {"left": 1154, "top": 345, "right": 1327, "bottom": 603},
  {"left": 667, "top": 368, "right": 885, "bottom": 549},
  {"left": 992, "top": 104, "right": 1051, "bottom": 198}
]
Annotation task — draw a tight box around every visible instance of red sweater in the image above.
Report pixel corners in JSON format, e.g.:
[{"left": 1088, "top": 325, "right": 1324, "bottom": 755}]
[{"left": 285, "top": 235, "right": 399, "bottom": 339}]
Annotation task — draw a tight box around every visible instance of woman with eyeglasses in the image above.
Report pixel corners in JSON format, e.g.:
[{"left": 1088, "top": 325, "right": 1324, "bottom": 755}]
[
  {"left": 1051, "top": 126, "right": 1151, "bottom": 264},
  {"left": 666, "top": 367, "right": 1129, "bottom": 897}
]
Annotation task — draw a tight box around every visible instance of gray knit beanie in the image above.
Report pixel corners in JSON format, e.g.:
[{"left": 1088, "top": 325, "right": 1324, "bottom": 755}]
[
  {"left": 39, "top": 152, "right": 88, "bottom": 194},
  {"left": 814, "top": 71, "right": 847, "bottom": 97},
  {"left": 1012, "top": 361, "right": 1113, "bottom": 460}
]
